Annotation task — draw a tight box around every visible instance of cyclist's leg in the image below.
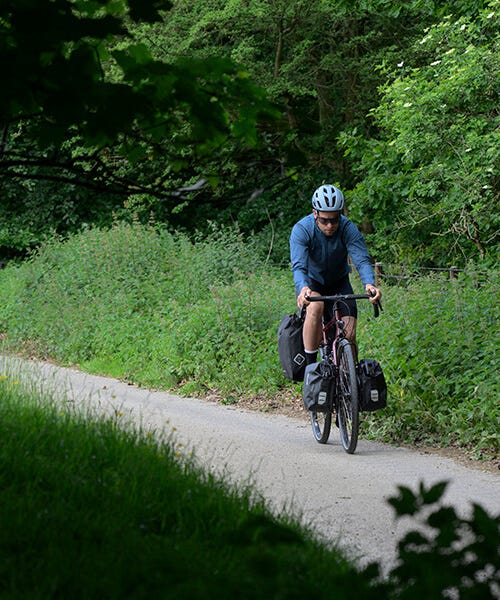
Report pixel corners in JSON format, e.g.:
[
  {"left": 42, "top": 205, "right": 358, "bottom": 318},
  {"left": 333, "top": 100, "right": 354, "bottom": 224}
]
[
  {"left": 330, "top": 276, "right": 358, "bottom": 346},
  {"left": 303, "top": 301, "right": 323, "bottom": 357},
  {"left": 302, "top": 282, "right": 325, "bottom": 363},
  {"left": 343, "top": 316, "right": 357, "bottom": 345}
]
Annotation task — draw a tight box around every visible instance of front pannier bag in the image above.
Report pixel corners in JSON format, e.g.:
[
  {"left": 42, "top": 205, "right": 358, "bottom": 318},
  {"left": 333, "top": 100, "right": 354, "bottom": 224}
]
[
  {"left": 302, "top": 360, "right": 336, "bottom": 412},
  {"left": 278, "top": 311, "right": 306, "bottom": 381},
  {"left": 358, "top": 359, "right": 387, "bottom": 412}
]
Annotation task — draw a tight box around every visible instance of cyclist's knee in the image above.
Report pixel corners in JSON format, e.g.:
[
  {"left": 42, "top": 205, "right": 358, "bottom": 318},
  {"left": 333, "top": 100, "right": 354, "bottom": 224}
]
[
  {"left": 305, "top": 302, "right": 323, "bottom": 321},
  {"left": 344, "top": 316, "right": 357, "bottom": 342}
]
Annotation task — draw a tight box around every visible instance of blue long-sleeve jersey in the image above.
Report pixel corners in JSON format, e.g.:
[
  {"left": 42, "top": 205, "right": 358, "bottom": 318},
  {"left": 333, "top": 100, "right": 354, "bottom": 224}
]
[{"left": 290, "top": 214, "right": 375, "bottom": 293}]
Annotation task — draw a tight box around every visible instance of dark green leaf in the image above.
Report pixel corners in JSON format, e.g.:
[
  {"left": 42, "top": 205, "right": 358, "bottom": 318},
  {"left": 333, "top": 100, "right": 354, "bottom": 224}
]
[
  {"left": 387, "top": 485, "right": 419, "bottom": 517},
  {"left": 421, "top": 480, "right": 449, "bottom": 505}
]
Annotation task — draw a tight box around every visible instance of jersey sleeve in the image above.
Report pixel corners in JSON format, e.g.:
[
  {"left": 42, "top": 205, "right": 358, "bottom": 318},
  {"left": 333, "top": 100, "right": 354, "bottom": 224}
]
[
  {"left": 343, "top": 221, "right": 375, "bottom": 286},
  {"left": 289, "top": 222, "right": 311, "bottom": 293}
]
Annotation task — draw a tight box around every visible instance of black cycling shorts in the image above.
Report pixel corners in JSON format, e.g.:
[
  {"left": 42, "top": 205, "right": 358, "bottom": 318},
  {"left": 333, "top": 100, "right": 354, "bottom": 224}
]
[{"left": 308, "top": 275, "right": 358, "bottom": 320}]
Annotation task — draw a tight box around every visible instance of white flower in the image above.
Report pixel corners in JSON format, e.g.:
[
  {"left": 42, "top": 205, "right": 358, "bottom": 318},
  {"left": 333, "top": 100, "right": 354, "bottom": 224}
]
[
  {"left": 487, "top": 12, "right": 494, "bottom": 19},
  {"left": 403, "top": 102, "right": 413, "bottom": 108},
  {"left": 397, "top": 61, "right": 404, "bottom": 67},
  {"left": 465, "top": 148, "right": 472, "bottom": 152},
  {"left": 430, "top": 60, "right": 442, "bottom": 66},
  {"left": 460, "top": 23, "right": 467, "bottom": 30},
  {"left": 482, "top": 185, "right": 489, "bottom": 189}
]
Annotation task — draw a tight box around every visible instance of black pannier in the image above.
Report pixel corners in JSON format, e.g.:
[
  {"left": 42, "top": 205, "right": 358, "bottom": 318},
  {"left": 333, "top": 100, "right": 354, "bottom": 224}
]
[
  {"left": 302, "top": 360, "right": 336, "bottom": 412},
  {"left": 358, "top": 359, "right": 387, "bottom": 412},
  {"left": 277, "top": 311, "right": 306, "bottom": 382}
]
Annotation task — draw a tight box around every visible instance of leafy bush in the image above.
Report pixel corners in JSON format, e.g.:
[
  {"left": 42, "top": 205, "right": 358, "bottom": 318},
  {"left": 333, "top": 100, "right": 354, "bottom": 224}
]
[
  {"left": 0, "top": 223, "right": 293, "bottom": 394},
  {"left": 385, "top": 481, "right": 500, "bottom": 599},
  {"left": 342, "top": 5, "right": 500, "bottom": 264},
  {"left": 357, "top": 269, "right": 499, "bottom": 457}
]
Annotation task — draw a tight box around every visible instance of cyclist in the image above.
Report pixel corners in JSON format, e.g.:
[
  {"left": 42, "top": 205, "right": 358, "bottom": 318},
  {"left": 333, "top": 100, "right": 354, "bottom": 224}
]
[{"left": 290, "top": 184, "right": 382, "bottom": 365}]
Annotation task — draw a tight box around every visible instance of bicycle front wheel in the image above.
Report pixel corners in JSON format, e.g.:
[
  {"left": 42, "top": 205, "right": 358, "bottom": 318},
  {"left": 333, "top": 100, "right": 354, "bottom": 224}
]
[
  {"left": 310, "top": 410, "right": 332, "bottom": 444},
  {"left": 337, "top": 339, "right": 360, "bottom": 454}
]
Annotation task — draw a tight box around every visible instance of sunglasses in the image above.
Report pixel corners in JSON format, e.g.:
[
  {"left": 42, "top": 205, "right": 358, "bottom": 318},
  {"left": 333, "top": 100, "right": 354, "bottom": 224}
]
[{"left": 315, "top": 215, "right": 340, "bottom": 225}]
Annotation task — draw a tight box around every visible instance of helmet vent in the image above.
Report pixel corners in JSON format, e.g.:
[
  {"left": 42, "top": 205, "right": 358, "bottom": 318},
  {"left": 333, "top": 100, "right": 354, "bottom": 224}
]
[{"left": 311, "top": 184, "right": 344, "bottom": 212}]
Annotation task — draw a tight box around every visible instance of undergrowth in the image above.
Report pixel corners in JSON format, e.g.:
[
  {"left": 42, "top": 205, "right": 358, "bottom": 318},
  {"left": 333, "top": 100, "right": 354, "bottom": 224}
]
[{"left": 0, "top": 222, "right": 497, "bottom": 459}]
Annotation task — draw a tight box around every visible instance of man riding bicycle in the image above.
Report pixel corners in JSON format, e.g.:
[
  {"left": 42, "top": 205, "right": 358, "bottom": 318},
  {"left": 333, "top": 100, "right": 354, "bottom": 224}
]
[{"left": 290, "top": 184, "right": 382, "bottom": 365}]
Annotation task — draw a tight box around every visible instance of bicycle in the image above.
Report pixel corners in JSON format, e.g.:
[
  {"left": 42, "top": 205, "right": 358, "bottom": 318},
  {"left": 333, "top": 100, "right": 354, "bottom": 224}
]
[{"left": 304, "top": 293, "right": 382, "bottom": 454}]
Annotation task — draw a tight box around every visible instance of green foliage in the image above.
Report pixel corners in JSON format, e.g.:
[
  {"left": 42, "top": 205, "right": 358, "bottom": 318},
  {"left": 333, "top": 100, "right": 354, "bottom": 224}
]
[
  {"left": 2, "top": 0, "right": 497, "bottom": 270},
  {"left": 357, "top": 270, "right": 499, "bottom": 458},
  {"left": 136, "top": 0, "right": 444, "bottom": 233},
  {"left": 1, "top": 0, "right": 275, "bottom": 149},
  {"left": 0, "top": 0, "right": 280, "bottom": 257},
  {"left": 0, "top": 223, "right": 290, "bottom": 395},
  {"left": 386, "top": 481, "right": 500, "bottom": 599},
  {"left": 342, "top": 3, "right": 500, "bottom": 264},
  {"left": 0, "top": 177, "right": 122, "bottom": 254},
  {"left": 0, "top": 224, "right": 498, "bottom": 459}
]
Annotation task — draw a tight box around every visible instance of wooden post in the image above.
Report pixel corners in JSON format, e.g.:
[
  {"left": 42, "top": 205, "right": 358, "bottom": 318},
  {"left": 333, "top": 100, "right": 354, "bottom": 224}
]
[
  {"left": 375, "top": 262, "right": 383, "bottom": 287},
  {"left": 450, "top": 266, "right": 459, "bottom": 280}
]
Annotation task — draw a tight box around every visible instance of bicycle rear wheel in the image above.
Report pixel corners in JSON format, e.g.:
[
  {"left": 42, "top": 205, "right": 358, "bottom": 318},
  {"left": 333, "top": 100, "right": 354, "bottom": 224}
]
[
  {"left": 337, "top": 339, "right": 360, "bottom": 454},
  {"left": 310, "top": 410, "right": 332, "bottom": 444}
]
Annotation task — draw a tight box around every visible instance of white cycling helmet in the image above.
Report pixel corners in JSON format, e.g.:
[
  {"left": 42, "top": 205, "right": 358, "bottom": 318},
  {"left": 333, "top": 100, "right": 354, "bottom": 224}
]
[{"left": 311, "top": 184, "right": 344, "bottom": 212}]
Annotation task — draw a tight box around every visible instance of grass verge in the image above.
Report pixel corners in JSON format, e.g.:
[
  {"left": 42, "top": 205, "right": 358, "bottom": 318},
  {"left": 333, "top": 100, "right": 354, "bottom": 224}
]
[
  {"left": 0, "top": 369, "right": 385, "bottom": 599},
  {"left": 0, "top": 223, "right": 497, "bottom": 460}
]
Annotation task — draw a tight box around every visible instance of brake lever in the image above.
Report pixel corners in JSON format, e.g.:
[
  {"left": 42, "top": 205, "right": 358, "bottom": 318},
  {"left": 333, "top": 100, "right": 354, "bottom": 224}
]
[
  {"left": 367, "top": 290, "right": 383, "bottom": 318},
  {"left": 373, "top": 300, "right": 383, "bottom": 318}
]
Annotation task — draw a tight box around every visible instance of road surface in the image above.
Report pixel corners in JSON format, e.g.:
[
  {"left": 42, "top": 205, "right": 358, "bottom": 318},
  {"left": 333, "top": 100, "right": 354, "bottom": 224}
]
[{"left": 2, "top": 355, "right": 498, "bottom": 572}]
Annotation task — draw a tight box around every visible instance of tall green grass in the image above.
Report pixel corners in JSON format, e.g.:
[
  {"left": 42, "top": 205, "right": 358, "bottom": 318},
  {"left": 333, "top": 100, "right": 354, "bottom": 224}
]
[
  {"left": 0, "top": 223, "right": 497, "bottom": 458},
  {"left": 0, "top": 371, "right": 383, "bottom": 598},
  {"left": 0, "top": 223, "right": 289, "bottom": 394}
]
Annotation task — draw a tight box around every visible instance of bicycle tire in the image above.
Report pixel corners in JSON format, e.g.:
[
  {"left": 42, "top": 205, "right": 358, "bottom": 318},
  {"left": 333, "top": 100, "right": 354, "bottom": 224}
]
[
  {"left": 337, "top": 339, "right": 360, "bottom": 454},
  {"left": 310, "top": 410, "right": 332, "bottom": 444}
]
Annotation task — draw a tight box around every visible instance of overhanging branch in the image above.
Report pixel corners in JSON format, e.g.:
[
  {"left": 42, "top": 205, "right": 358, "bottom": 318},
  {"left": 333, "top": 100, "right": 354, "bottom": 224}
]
[{"left": 0, "top": 165, "right": 179, "bottom": 200}]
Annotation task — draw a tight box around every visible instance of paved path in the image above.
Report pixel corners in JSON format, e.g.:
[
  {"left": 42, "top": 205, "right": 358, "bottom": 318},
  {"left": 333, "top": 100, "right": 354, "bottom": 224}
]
[{"left": 2, "top": 355, "right": 498, "bottom": 572}]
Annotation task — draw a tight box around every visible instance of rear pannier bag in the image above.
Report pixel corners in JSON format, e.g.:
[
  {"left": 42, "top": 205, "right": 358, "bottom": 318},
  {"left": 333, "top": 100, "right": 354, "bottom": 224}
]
[
  {"left": 358, "top": 359, "right": 387, "bottom": 412},
  {"left": 302, "top": 360, "right": 336, "bottom": 412},
  {"left": 278, "top": 311, "right": 306, "bottom": 382}
]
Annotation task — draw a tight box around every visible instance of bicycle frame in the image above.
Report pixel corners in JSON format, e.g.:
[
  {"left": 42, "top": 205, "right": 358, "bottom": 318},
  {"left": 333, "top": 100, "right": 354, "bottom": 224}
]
[
  {"left": 318, "top": 301, "right": 349, "bottom": 365},
  {"left": 304, "top": 293, "right": 382, "bottom": 452},
  {"left": 314, "top": 293, "right": 378, "bottom": 362}
]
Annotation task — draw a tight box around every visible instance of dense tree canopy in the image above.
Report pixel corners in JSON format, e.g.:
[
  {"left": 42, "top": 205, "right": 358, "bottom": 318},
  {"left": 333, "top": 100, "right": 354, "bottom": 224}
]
[
  {"left": 0, "top": 0, "right": 498, "bottom": 265},
  {"left": 0, "top": 0, "right": 280, "bottom": 252}
]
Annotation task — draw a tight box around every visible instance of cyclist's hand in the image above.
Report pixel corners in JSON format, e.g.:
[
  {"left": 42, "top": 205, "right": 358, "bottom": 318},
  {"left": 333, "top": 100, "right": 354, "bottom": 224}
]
[
  {"left": 298, "top": 286, "right": 313, "bottom": 309},
  {"left": 365, "top": 284, "right": 382, "bottom": 303}
]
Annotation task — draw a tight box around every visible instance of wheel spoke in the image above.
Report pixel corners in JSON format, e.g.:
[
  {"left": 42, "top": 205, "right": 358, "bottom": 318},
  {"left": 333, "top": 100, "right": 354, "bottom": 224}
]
[
  {"left": 336, "top": 341, "right": 359, "bottom": 454},
  {"left": 310, "top": 410, "right": 332, "bottom": 444}
]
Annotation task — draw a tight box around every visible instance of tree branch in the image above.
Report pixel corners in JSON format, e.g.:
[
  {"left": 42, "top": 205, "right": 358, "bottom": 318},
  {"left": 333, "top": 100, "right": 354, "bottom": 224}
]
[{"left": 0, "top": 163, "right": 179, "bottom": 200}]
